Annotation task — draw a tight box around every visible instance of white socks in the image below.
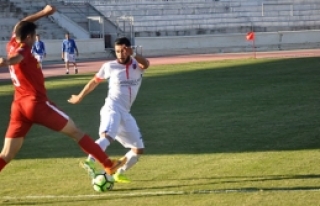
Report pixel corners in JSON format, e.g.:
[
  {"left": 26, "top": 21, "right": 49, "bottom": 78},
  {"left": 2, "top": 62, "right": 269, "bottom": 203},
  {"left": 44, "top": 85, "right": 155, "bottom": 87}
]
[
  {"left": 117, "top": 150, "right": 139, "bottom": 174},
  {"left": 87, "top": 137, "right": 140, "bottom": 175}
]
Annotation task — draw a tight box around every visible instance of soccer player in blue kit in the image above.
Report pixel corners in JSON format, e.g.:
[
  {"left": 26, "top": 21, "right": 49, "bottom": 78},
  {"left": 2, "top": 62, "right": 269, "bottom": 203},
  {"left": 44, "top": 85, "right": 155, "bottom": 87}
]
[
  {"left": 62, "top": 32, "right": 79, "bottom": 74},
  {"left": 31, "top": 34, "right": 46, "bottom": 69}
]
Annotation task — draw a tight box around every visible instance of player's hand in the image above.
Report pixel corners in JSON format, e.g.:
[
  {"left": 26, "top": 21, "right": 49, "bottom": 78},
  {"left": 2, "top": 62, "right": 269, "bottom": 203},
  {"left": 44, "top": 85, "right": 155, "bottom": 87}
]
[
  {"left": 68, "top": 95, "right": 82, "bottom": 104},
  {"left": 0, "top": 57, "right": 8, "bottom": 67},
  {"left": 124, "top": 46, "right": 134, "bottom": 56},
  {"left": 43, "top": 5, "right": 56, "bottom": 16}
]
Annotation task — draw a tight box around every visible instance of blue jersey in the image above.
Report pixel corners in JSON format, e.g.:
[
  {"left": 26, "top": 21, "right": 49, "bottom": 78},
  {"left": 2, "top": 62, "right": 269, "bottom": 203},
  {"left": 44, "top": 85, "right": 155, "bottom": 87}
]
[
  {"left": 31, "top": 40, "right": 46, "bottom": 55},
  {"left": 62, "top": 39, "right": 78, "bottom": 54}
]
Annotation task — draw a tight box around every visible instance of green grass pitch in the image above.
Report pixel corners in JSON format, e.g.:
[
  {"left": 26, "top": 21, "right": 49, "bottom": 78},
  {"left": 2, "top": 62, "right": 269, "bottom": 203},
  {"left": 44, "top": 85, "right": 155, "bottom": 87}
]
[{"left": 0, "top": 57, "right": 319, "bottom": 206}]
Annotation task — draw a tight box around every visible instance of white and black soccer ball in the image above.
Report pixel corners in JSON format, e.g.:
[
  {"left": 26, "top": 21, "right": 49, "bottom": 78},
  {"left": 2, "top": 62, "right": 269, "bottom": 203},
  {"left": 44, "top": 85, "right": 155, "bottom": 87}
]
[{"left": 91, "top": 171, "right": 114, "bottom": 192}]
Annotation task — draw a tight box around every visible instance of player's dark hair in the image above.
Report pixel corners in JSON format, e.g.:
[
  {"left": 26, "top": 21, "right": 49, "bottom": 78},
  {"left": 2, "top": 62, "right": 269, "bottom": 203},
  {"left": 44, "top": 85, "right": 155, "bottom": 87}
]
[
  {"left": 115, "top": 37, "right": 131, "bottom": 47},
  {"left": 15, "top": 21, "right": 37, "bottom": 41}
]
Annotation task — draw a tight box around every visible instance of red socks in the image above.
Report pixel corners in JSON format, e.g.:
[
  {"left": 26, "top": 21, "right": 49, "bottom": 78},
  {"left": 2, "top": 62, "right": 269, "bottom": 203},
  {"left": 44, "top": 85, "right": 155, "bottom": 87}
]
[
  {"left": 78, "top": 135, "right": 113, "bottom": 168},
  {"left": 0, "top": 135, "right": 112, "bottom": 172},
  {"left": 0, "top": 157, "right": 7, "bottom": 172}
]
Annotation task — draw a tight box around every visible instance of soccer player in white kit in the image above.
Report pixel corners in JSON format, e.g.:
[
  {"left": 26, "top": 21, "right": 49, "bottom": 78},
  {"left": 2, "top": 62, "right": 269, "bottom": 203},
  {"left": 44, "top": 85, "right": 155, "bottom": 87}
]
[{"left": 68, "top": 37, "right": 150, "bottom": 183}]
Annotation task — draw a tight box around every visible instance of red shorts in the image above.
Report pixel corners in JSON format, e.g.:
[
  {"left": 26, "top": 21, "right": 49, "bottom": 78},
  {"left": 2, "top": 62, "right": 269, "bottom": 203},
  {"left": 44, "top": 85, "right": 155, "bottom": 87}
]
[{"left": 5, "top": 97, "right": 69, "bottom": 138}]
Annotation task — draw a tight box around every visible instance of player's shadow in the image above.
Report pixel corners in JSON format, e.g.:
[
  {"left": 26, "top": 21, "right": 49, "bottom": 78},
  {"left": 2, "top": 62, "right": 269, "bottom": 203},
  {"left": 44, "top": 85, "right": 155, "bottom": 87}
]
[{"left": 0, "top": 57, "right": 319, "bottom": 159}]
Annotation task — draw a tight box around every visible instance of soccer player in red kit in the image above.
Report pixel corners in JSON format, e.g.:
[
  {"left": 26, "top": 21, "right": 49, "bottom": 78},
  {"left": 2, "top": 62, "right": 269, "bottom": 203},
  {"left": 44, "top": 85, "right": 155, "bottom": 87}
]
[{"left": 0, "top": 5, "right": 126, "bottom": 177}]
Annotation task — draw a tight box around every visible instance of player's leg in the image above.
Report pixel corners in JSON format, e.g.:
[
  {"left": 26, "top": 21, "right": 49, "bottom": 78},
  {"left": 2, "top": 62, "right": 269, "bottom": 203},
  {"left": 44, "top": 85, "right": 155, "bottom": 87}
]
[
  {"left": 64, "top": 52, "right": 69, "bottom": 74},
  {"left": 74, "top": 63, "right": 78, "bottom": 74},
  {"left": 113, "top": 113, "right": 144, "bottom": 183},
  {"left": 113, "top": 147, "right": 143, "bottom": 183},
  {"left": 0, "top": 101, "right": 32, "bottom": 172},
  {"left": 82, "top": 106, "right": 122, "bottom": 178},
  {"left": 38, "top": 54, "right": 43, "bottom": 69},
  {"left": 0, "top": 137, "right": 24, "bottom": 172},
  {"left": 65, "top": 62, "right": 69, "bottom": 74},
  {"left": 31, "top": 100, "right": 125, "bottom": 175},
  {"left": 70, "top": 55, "right": 78, "bottom": 74},
  {"left": 35, "top": 54, "right": 43, "bottom": 69},
  {"left": 66, "top": 53, "right": 76, "bottom": 74},
  {"left": 59, "top": 118, "right": 115, "bottom": 166}
]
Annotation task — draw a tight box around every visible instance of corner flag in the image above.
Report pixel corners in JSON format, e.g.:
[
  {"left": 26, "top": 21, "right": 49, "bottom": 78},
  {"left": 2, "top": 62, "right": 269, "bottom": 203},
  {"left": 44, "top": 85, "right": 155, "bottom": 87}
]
[
  {"left": 246, "top": 32, "right": 256, "bottom": 58},
  {"left": 246, "top": 32, "right": 255, "bottom": 41}
]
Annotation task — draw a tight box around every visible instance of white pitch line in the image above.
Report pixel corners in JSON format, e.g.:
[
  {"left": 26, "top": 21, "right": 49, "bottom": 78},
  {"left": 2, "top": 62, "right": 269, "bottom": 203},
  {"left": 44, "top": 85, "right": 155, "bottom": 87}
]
[
  {"left": 2, "top": 188, "right": 320, "bottom": 200},
  {"left": 2, "top": 191, "right": 185, "bottom": 199}
]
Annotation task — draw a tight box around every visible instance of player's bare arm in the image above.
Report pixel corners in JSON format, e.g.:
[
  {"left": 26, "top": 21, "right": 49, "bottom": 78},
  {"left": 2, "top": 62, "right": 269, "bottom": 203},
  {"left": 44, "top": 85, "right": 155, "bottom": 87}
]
[
  {"left": 0, "top": 57, "right": 7, "bottom": 67},
  {"left": 68, "top": 77, "right": 100, "bottom": 104},
  {"left": 13, "top": 5, "right": 56, "bottom": 32},
  {"left": 0, "top": 54, "right": 24, "bottom": 67},
  {"left": 134, "top": 53, "right": 150, "bottom": 70},
  {"left": 21, "top": 5, "right": 55, "bottom": 22}
]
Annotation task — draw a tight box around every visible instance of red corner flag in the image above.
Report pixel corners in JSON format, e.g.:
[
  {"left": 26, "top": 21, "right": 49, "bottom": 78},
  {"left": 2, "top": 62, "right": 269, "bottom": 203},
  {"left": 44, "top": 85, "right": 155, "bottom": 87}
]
[{"left": 246, "top": 32, "right": 255, "bottom": 41}]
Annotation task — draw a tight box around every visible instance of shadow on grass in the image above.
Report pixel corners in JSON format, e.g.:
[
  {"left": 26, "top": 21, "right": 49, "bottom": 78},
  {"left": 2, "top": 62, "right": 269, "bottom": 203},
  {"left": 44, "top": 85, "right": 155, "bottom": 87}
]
[
  {"left": 138, "top": 174, "right": 320, "bottom": 182},
  {"left": 0, "top": 57, "right": 319, "bottom": 159},
  {"left": 115, "top": 174, "right": 320, "bottom": 191}
]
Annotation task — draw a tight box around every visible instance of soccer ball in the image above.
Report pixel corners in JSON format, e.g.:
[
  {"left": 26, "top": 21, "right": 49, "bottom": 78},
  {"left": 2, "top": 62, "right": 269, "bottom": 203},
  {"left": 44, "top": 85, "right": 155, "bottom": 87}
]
[{"left": 92, "top": 171, "right": 114, "bottom": 192}]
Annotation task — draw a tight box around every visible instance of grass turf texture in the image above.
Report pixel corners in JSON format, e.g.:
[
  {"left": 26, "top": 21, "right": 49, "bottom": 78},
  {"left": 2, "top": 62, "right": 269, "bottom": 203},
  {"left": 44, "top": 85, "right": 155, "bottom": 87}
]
[{"left": 0, "top": 57, "right": 319, "bottom": 206}]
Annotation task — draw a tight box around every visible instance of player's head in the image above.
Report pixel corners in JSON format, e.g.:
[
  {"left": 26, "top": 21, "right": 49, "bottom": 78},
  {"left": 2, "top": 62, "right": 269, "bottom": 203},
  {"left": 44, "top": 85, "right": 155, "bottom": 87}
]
[
  {"left": 36, "top": 34, "right": 40, "bottom": 41},
  {"left": 114, "top": 37, "right": 131, "bottom": 64},
  {"left": 14, "top": 21, "right": 37, "bottom": 46},
  {"left": 65, "top": 32, "right": 70, "bottom": 39}
]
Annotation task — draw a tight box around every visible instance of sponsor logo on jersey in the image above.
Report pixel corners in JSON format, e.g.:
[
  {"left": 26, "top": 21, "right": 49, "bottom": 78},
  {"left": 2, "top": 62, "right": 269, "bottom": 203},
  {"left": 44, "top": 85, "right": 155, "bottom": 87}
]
[{"left": 118, "top": 77, "right": 142, "bottom": 86}]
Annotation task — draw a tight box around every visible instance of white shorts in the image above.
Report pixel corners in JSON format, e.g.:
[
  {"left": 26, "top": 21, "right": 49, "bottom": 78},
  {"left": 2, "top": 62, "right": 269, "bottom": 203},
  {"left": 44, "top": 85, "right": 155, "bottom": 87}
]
[
  {"left": 64, "top": 52, "right": 76, "bottom": 63},
  {"left": 34, "top": 54, "right": 44, "bottom": 62},
  {"left": 99, "top": 105, "right": 144, "bottom": 149}
]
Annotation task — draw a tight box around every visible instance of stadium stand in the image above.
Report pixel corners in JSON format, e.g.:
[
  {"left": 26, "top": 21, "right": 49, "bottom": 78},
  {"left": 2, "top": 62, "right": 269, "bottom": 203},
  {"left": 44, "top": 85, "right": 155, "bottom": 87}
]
[
  {"left": 0, "top": 0, "right": 69, "bottom": 40},
  {"left": 46, "top": 0, "right": 108, "bottom": 35},
  {"left": 87, "top": 0, "right": 320, "bottom": 37},
  {"left": 0, "top": 0, "right": 320, "bottom": 48},
  {"left": 0, "top": 0, "right": 21, "bottom": 40}
]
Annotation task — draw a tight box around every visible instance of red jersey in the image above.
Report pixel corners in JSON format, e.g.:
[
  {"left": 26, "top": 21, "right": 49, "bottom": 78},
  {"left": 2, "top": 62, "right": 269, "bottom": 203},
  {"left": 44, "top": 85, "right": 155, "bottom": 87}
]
[{"left": 6, "top": 35, "right": 47, "bottom": 101}]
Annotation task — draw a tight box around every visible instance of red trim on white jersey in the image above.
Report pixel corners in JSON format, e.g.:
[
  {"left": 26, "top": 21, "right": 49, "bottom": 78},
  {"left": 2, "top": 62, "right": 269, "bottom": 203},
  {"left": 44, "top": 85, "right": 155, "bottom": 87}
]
[
  {"left": 94, "top": 74, "right": 104, "bottom": 83},
  {"left": 125, "top": 61, "right": 132, "bottom": 103}
]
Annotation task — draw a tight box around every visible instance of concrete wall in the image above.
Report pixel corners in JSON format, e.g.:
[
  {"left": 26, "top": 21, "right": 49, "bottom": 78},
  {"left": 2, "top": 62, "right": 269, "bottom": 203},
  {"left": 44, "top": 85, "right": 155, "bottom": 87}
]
[
  {"left": 135, "top": 30, "right": 320, "bottom": 56},
  {"left": 0, "top": 30, "right": 319, "bottom": 59},
  {"left": 278, "top": 30, "right": 320, "bottom": 49}
]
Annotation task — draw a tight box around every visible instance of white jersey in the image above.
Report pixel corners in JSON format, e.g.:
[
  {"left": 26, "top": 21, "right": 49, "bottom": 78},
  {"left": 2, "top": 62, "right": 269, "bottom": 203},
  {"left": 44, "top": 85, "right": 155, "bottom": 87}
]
[{"left": 95, "top": 58, "right": 144, "bottom": 112}]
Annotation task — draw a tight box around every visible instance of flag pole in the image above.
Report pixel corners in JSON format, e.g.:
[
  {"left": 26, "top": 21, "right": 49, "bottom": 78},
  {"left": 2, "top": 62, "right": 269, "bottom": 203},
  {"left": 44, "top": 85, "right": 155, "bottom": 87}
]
[
  {"left": 253, "top": 37, "right": 256, "bottom": 59},
  {"left": 250, "top": 22, "right": 256, "bottom": 59},
  {"left": 246, "top": 31, "right": 256, "bottom": 59}
]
